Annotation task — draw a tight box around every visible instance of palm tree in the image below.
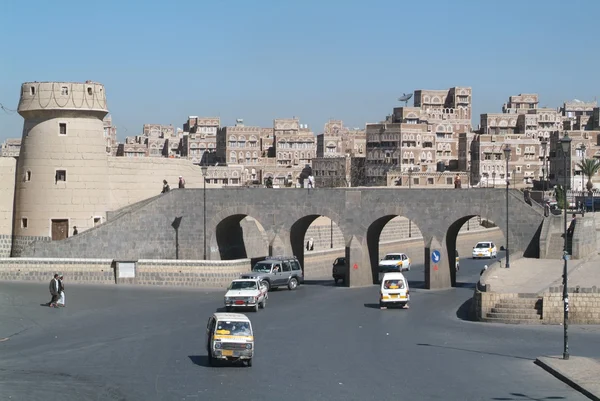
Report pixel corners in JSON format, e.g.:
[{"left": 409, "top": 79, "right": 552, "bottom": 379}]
[{"left": 576, "top": 158, "right": 600, "bottom": 194}]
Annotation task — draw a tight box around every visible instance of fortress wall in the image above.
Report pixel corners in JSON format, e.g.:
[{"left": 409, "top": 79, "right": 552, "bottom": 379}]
[
  {"left": 0, "top": 158, "right": 17, "bottom": 257},
  {"left": 107, "top": 157, "right": 227, "bottom": 211}
]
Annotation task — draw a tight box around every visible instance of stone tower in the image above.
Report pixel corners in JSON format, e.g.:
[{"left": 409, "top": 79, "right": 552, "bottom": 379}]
[{"left": 12, "top": 82, "right": 110, "bottom": 255}]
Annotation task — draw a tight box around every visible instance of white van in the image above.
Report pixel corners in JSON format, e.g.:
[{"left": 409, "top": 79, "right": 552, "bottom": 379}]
[{"left": 379, "top": 272, "right": 410, "bottom": 310}]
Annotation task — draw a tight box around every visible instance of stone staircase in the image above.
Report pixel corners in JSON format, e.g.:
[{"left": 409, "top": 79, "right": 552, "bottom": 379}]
[{"left": 483, "top": 294, "right": 543, "bottom": 324}]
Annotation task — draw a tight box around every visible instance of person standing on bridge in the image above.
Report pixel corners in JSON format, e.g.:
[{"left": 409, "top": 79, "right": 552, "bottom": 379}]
[
  {"left": 162, "top": 180, "right": 170, "bottom": 194},
  {"left": 454, "top": 174, "right": 462, "bottom": 189}
]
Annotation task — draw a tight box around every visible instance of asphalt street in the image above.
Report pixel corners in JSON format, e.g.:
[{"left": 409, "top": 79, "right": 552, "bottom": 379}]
[{"left": 1, "top": 255, "right": 600, "bottom": 401}]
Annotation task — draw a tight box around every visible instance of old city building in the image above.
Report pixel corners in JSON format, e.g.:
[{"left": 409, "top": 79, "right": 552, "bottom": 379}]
[
  {"left": 180, "top": 116, "right": 219, "bottom": 165},
  {"left": 103, "top": 115, "right": 118, "bottom": 155},
  {"left": 365, "top": 87, "right": 472, "bottom": 186},
  {"left": 0, "top": 138, "right": 21, "bottom": 158},
  {"left": 313, "top": 120, "right": 365, "bottom": 187}
]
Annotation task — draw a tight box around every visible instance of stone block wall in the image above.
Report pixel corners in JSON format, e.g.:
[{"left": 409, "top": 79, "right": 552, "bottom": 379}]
[
  {"left": 571, "top": 216, "right": 598, "bottom": 259},
  {"left": 543, "top": 287, "right": 600, "bottom": 324},
  {"left": 135, "top": 259, "right": 251, "bottom": 288},
  {"left": 0, "top": 158, "right": 16, "bottom": 257},
  {"left": 0, "top": 258, "right": 114, "bottom": 284},
  {"left": 0, "top": 257, "right": 252, "bottom": 289},
  {"left": 472, "top": 291, "right": 519, "bottom": 321}
]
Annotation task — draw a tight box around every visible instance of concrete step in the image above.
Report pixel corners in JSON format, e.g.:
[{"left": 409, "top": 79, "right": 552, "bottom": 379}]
[
  {"left": 481, "top": 317, "right": 543, "bottom": 325},
  {"left": 494, "top": 300, "right": 541, "bottom": 308},
  {"left": 485, "top": 312, "right": 543, "bottom": 321},
  {"left": 490, "top": 307, "right": 541, "bottom": 315}
]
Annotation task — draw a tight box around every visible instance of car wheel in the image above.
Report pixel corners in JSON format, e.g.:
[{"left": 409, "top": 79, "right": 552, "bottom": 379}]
[
  {"left": 225, "top": 306, "right": 232, "bottom": 312},
  {"left": 406, "top": 264, "right": 411, "bottom": 271},
  {"left": 334, "top": 278, "right": 339, "bottom": 285},
  {"left": 288, "top": 278, "right": 298, "bottom": 291},
  {"left": 261, "top": 280, "right": 270, "bottom": 292},
  {"left": 246, "top": 358, "right": 253, "bottom": 367}
]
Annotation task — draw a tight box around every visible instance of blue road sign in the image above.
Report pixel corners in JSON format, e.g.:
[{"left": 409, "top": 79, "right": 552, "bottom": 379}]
[{"left": 431, "top": 250, "right": 441, "bottom": 264}]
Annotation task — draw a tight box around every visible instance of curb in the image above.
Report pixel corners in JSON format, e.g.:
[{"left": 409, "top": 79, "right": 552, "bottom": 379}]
[{"left": 535, "top": 357, "right": 600, "bottom": 401}]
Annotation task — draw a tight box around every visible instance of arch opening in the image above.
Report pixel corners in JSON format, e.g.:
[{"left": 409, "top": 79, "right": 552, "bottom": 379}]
[
  {"left": 215, "top": 214, "right": 269, "bottom": 264},
  {"left": 290, "top": 215, "right": 344, "bottom": 282},
  {"left": 367, "top": 216, "right": 424, "bottom": 285},
  {"left": 445, "top": 216, "right": 505, "bottom": 287}
]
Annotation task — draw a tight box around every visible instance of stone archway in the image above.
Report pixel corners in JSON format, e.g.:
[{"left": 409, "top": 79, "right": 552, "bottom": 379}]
[
  {"left": 214, "top": 214, "right": 269, "bottom": 262},
  {"left": 366, "top": 215, "right": 425, "bottom": 285},
  {"left": 444, "top": 215, "right": 505, "bottom": 287}
]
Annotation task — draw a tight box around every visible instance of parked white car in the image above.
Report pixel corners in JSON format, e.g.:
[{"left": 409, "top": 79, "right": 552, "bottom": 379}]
[
  {"left": 472, "top": 241, "right": 498, "bottom": 259},
  {"left": 224, "top": 279, "right": 268, "bottom": 312}
]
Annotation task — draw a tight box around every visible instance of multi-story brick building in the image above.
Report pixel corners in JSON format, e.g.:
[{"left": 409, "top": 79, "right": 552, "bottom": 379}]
[
  {"left": 365, "top": 87, "right": 472, "bottom": 186},
  {"left": 0, "top": 138, "right": 21, "bottom": 158},
  {"left": 180, "top": 116, "right": 219, "bottom": 165},
  {"left": 118, "top": 123, "right": 184, "bottom": 158},
  {"left": 273, "top": 118, "right": 316, "bottom": 168},
  {"left": 316, "top": 119, "right": 366, "bottom": 158},
  {"left": 549, "top": 100, "right": 600, "bottom": 190},
  {"left": 216, "top": 119, "right": 262, "bottom": 165},
  {"left": 102, "top": 115, "right": 118, "bottom": 155}
]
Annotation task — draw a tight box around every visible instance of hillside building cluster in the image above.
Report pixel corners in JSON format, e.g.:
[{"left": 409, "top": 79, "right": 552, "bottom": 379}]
[{"left": 2, "top": 85, "right": 600, "bottom": 191}]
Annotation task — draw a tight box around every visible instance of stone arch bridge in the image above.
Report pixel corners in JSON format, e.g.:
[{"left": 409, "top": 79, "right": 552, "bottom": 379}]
[{"left": 20, "top": 188, "right": 545, "bottom": 289}]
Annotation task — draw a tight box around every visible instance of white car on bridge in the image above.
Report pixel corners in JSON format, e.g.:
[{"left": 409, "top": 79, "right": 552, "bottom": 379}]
[{"left": 472, "top": 241, "right": 498, "bottom": 259}]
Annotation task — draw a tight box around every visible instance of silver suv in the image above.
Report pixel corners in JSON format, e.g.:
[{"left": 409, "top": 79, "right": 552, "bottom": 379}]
[{"left": 240, "top": 256, "right": 304, "bottom": 291}]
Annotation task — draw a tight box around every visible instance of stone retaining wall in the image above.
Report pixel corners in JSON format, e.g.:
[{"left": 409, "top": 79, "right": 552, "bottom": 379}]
[
  {"left": 543, "top": 287, "right": 600, "bottom": 324},
  {"left": 0, "top": 258, "right": 115, "bottom": 284},
  {"left": 134, "top": 259, "right": 251, "bottom": 288}
]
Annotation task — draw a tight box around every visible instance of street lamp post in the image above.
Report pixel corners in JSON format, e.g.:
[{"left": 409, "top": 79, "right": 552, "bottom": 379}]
[
  {"left": 581, "top": 144, "right": 586, "bottom": 197},
  {"left": 503, "top": 145, "right": 511, "bottom": 269},
  {"left": 560, "top": 133, "right": 572, "bottom": 360},
  {"left": 408, "top": 167, "right": 414, "bottom": 237},
  {"left": 201, "top": 165, "right": 208, "bottom": 260},
  {"left": 541, "top": 140, "right": 548, "bottom": 197}
]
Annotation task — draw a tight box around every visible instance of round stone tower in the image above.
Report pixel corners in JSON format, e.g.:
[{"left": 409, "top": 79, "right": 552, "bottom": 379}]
[{"left": 12, "top": 82, "right": 111, "bottom": 255}]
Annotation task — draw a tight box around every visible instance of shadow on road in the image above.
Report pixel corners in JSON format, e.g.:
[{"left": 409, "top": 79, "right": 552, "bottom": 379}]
[
  {"left": 407, "top": 280, "right": 425, "bottom": 289},
  {"left": 188, "top": 355, "right": 248, "bottom": 368},
  {"left": 416, "top": 343, "right": 535, "bottom": 361},
  {"left": 456, "top": 298, "right": 475, "bottom": 321},
  {"left": 188, "top": 355, "right": 211, "bottom": 367},
  {"left": 491, "top": 392, "right": 565, "bottom": 400},
  {"left": 364, "top": 303, "right": 380, "bottom": 309},
  {"left": 303, "top": 280, "right": 336, "bottom": 287},
  {"left": 454, "top": 282, "right": 476, "bottom": 289}
]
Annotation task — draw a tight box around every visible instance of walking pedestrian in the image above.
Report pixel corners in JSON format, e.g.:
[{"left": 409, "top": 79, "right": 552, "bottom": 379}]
[
  {"left": 47, "top": 274, "right": 60, "bottom": 308},
  {"left": 178, "top": 176, "right": 185, "bottom": 189},
  {"left": 56, "top": 275, "right": 66, "bottom": 307}
]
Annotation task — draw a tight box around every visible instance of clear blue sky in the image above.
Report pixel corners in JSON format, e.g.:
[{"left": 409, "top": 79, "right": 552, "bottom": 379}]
[{"left": 1, "top": 0, "right": 599, "bottom": 141}]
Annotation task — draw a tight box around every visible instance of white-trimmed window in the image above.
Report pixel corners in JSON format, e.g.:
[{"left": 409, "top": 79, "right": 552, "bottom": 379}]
[
  {"left": 21, "top": 218, "right": 28, "bottom": 229},
  {"left": 59, "top": 122, "right": 67, "bottom": 136}
]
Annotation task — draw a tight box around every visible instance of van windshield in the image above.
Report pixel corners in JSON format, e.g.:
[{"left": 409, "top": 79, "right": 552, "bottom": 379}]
[
  {"left": 475, "top": 243, "right": 490, "bottom": 249},
  {"left": 252, "top": 262, "right": 272, "bottom": 273},
  {"left": 383, "top": 279, "right": 405, "bottom": 289},
  {"left": 384, "top": 255, "right": 402, "bottom": 261},
  {"left": 215, "top": 321, "right": 252, "bottom": 336}
]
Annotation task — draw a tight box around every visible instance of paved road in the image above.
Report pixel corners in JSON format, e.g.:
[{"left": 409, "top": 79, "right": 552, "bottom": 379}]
[{"left": 1, "top": 256, "right": 600, "bottom": 401}]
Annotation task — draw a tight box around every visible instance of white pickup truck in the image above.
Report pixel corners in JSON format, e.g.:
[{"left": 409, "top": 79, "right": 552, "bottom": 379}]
[{"left": 224, "top": 278, "right": 268, "bottom": 312}]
